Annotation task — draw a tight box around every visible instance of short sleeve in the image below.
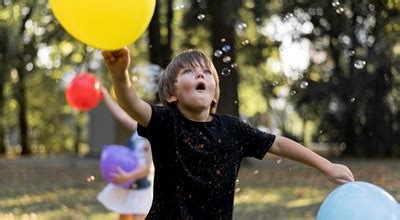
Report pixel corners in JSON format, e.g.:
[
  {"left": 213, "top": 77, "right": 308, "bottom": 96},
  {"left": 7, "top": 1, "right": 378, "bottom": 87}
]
[
  {"left": 235, "top": 120, "right": 276, "bottom": 159},
  {"left": 137, "top": 105, "right": 176, "bottom": 162},
  {"left": 137, "top": 105, "right": 165, "bottom": 140}
]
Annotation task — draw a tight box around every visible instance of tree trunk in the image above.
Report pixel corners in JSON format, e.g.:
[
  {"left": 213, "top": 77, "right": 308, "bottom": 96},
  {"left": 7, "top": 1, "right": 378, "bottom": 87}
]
[
  {"left": 148, "top": 0, "right": 174, "bottom": 104},
  {"left": 161, "top": 0, "right": 173, "bottom": 67},
  {"left": 73, "top": 112, "right": 85, "bottom": 157},
  {"left": 0, "top": 25, "right": 9, "bottom": 155},
  {"left": 148, "top": 0, "right": 173, "bottom": 68},
  {"left": 16, "top": 67, "right": 30, "bottom": 155},
  {"left": 210, "top": 0, "right": 239, "bottom": 116},
  {"left": 0, "top": 83, "right": 5, "bottom": 155},
  {"left": 148, "top": 1, "right": 162, "bottom": 67}
]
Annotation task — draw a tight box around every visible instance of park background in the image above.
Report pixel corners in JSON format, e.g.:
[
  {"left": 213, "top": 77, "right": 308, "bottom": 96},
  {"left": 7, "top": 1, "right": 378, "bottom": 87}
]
[{"left": 1, "top": 0, "right": 400, "bottom": 219}]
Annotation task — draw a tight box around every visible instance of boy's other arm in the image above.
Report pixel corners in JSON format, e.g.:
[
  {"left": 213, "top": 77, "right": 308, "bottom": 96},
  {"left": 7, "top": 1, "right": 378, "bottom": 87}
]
[
  {"left": 103, "top": 48, "right": 152, "bottom": 127},
  {"left": 268, "top": 136, "right": 354, "bottom": 184}
]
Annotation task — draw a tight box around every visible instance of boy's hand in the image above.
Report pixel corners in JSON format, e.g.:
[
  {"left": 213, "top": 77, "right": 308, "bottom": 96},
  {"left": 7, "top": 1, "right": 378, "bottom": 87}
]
[
  {"left": 102, "top": 47, "right": 131, "bottom": 79},
  {"left": 323, "top": 163, "right": 355, "bottom": 184}
]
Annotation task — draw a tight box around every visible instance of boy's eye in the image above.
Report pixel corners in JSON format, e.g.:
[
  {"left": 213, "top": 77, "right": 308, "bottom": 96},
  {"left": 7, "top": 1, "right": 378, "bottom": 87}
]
[
  {"left": 182, "top": 69, "right": 193, "bottom": 74},
  {"left": 203, "top": 69, "right": 211, "bottom": 74}
]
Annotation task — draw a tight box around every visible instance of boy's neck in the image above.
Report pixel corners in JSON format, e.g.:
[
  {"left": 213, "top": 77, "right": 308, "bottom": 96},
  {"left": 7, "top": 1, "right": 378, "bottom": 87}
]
[{"left": 178, "top": 107, "right": 212, "bottom": 122}]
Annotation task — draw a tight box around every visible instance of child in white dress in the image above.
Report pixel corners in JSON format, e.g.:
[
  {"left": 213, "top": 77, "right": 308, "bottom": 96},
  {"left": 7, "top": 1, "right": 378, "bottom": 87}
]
[{"left": 97, "top": 87, "right": 153, "bottom": 220}]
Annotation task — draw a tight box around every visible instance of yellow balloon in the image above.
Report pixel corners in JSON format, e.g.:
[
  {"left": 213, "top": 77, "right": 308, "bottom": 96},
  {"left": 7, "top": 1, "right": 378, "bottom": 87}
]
[{"left": 49, "top": 0, "right": 156, "bottom": 50}]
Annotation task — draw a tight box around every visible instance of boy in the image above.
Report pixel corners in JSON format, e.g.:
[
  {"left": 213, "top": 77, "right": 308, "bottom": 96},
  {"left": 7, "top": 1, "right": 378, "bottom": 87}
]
[{"left": 103, "top": 48, "right": 354, "bottom": 219}]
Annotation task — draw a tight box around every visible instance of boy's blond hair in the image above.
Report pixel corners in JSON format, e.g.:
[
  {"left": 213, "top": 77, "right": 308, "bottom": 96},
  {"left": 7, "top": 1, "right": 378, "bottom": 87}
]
[{"left": 158, "top": 49, "right": 220, "bottom": 113}]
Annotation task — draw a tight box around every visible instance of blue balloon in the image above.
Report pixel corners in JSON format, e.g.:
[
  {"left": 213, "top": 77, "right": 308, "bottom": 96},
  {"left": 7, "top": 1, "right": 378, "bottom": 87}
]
[
  {"left": 317, "top": 181, "right": 400, "bottom": 220},
  {"left": 100, "top": 145, "right": 138, "bottom": 188}
]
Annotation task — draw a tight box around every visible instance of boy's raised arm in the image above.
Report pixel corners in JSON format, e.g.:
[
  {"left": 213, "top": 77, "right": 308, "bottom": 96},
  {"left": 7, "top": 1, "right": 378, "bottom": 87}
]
[
  {"left": 268, "top": 136, "right": 355, "bottom": 184},
  {"left": 102, "top": 48, "right": 152, "bottom": 127}
]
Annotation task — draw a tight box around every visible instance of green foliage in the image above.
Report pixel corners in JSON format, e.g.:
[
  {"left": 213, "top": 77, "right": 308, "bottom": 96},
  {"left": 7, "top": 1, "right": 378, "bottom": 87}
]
[
  {"left": 0, "top": 0, "right": 95, "bottom": 155},
  {"left": 276, "top": 0, "right": 400, "bottom": 156},
  {"left": 1, "top": 0, "right": 400, "bottom": 157}
]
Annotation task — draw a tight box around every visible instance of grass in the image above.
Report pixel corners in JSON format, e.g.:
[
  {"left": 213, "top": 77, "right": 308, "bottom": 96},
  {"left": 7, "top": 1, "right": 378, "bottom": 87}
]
[{"left": 1, "top": 156, "right": 399, "bottom": 220}]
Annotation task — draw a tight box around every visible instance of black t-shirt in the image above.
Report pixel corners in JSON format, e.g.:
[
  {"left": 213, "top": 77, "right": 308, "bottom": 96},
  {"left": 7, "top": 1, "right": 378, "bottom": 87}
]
[{"left": 138, "top": 105, "right": 275, "bottom": 220}]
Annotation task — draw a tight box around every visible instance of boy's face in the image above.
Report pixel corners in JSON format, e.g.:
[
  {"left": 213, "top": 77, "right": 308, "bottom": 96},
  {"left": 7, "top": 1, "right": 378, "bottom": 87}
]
[{"left": 167, "top": 61, "right": 216, "bottom": 113}]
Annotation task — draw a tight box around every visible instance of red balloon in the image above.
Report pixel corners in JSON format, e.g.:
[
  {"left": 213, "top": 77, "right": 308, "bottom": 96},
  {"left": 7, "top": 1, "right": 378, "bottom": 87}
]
[{"left": 65, "top": 72, "right": 102, "bottom": 111}]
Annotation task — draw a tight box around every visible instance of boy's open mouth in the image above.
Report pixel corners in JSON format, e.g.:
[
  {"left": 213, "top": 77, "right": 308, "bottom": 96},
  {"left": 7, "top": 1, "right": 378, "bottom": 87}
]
[{"left": 195, "top": 82, "right": 206, "bottom": 91}]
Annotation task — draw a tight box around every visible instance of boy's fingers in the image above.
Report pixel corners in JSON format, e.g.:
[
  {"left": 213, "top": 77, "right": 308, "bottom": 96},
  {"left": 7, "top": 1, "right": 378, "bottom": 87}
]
[
  {"left": 102, "top": 51, "right": 110, "bottom": 61},
  {"left": 102, "top": 50, "right": 111, "bottom": 58},
  {"left": 102, "top": 51, "right": 115, "bottom": 62},
  {"left": 116, "top": 49, "right": 125, "bottom": 56},
  {"left": 349, "top": 171, "right": 354, "bottom": 180},
  {"left": 341, "top": 174, "right": 354, "bottom": 182},
  {"left": 330, "top": 177, "right": 349, "bottom": 184},
  {"left": 344, "top": 166, "right": 354, "bottom": 179}
]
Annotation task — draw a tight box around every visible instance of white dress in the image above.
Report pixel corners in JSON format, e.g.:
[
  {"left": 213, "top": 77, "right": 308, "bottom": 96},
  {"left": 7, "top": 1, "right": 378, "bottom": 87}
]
[{"left": 97, "top": 132, "right": 153, "bottom": 214}]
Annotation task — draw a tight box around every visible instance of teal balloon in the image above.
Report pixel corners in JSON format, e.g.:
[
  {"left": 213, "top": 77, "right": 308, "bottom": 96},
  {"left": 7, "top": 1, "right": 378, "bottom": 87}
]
[{"left": 317, "top": 181, "right": 400, "bottom": 220}]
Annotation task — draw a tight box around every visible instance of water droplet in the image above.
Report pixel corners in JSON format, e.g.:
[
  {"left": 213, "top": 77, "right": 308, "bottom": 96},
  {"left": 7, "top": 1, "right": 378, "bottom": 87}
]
[
  {"left": 234, "top": 100, "right": 238, "bottom": 104},
  {"left": 222, "top": 45, "right": 231, "bottom": 52},
  {"left": 230, "top": 63, "right": 238, "bottom": 68},
  {"left": 350, "top": 97, "right": 356, "bottom": 102},
  {"left": 26, "top": 62, "right": 33, "bottom": 71},
  {"left": 173, "top": 4, "right": 185, "bottom": 10},
  {"left": 237, "top": 22, "right": 247, "bottom": 30},
  {"left": 348, "top": 50, "right": 355, "bottom": 56},
  {"left": 86, "top": 176, "right": 95, "bottom": 182},
  {"left": 290, "top": 90, "right": 297, "bottom": 96},
  {"left": 220, "top": 38, "right": 226, "bottom": 42},
  {"left": 221, "top": 68, "right": 231, "bottom": 76},
  {"left": 331, "top": 0, "right": 340, "bottom": 7},
  {"left": 354, "top": 60, "right": 366, "bottom": 69},
  {"left": 277, "top": 158, "right": 283, "bottom": 164},
  {"left": 300, "top": 81, "right": 309, "bottom": 89},
  {"left": 319, "top": 130, "right": 324, "bottom": 134},
  {"left": 283, "top": 13, "right": 294, "bottom": 22},
  {"left": 336, "top": 7, "right": 344, "bottom": 14},
  {"left": 222, "top": 56, "right": 231, "bottom": 63},
  {"left": 241, "top": 40, "right": 250, "bottom": 45},
  {"left": 197, "top": 14, "right": 205, "bottom": 20},
  {"left": 254, "top": 170, "right": 259, "bottom": 174},
  {"left": 368, "top": 4, "right": 375, "bottom": 11},
  {"left": 214, "top": 50, "right": 223, "bottom": 58},
  {"left": 272, "top": 81, "right": 279, "bottom": 86}
]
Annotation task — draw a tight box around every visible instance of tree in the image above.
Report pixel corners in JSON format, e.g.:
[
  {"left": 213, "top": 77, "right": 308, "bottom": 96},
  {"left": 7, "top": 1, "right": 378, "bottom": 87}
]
[
  {"left": 1, "top": 0, "right": 89, "bottom": 155},
  {"left": 148, "top": 0, "right": 174, "bottom": 68},
  {"left": 209, "top": 0, "right": 241, "bottom": 116},
  {"left": 0, "top": 22, "right": 11, "bottom": 154},
  {"left": 182, "top": 0, "right": 243, "bottom": 116},
  {"left": 281, "top": 0, "right": 400, "bottom": 157}
]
